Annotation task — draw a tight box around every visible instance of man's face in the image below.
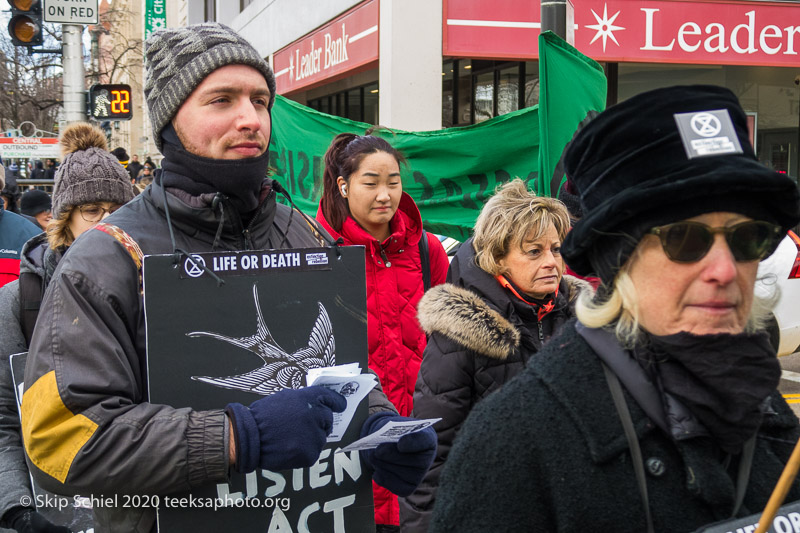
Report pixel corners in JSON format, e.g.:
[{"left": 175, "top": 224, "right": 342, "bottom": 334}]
[
  {"left": 172, "top": 64, "right": 271, "bottom": 160},
  {"left": 132, "top": 155, "right": 139, "bottom": 162}
]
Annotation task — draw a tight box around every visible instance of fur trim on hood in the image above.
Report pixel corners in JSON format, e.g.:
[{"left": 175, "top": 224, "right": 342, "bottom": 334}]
[
  {"left": 417, "top": 275, "right": 593, "bottom": 361},
  {"left": 418, "top": 283, "right": 520, "bottom": 360}
]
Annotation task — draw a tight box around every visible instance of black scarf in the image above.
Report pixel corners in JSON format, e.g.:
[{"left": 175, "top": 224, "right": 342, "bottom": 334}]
[
  {"left": 644, "top": 331, "right": 780, "bottom": 454},
  {"left": 159, "top": 124, "right": 269, "bottom": 214}
]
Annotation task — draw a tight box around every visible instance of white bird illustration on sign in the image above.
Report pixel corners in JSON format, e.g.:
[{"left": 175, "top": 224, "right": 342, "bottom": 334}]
[{"left": 188, "top": 284, "right": 335, "bottom": 395}]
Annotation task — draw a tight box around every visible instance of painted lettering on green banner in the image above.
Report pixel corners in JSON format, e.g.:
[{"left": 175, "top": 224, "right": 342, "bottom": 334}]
[{"left": 270, "top": 96, "right": 540, "bottom": 240}]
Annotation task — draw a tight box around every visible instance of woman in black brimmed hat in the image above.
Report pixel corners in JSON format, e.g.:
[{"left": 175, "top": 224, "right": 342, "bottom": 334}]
[{"left": 430, "top": 85, "right": 800, "bottom": 533}]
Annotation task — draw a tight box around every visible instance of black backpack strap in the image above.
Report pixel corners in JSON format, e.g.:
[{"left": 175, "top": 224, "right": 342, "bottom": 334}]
[
  {"left": 19, "top": 271, "right": 43, "bottom": 347},
  {"left": 419, "top": 231, "right": 431, "bottom": 292}
]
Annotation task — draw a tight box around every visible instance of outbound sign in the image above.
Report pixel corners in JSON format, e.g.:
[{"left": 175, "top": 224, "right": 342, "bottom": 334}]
[
  {"left": 445, "top": 0, "right": 800, "bottom": 67},
  {"left": 0, "top": 137, "right": 60, "bottom": 160},
  {"left": 43, "top": 0, "right": 98, "bottom": 25},
  {"left": 273, "top": 0, "right": 378, "bottom": 94}
]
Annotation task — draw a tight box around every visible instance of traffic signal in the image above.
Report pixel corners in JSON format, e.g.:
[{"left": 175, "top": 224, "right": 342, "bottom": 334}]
[
  {"left": 89, "top": 84, "right": 133, "bottom": 121},
  {"left": 7, "top": 0, "right": 43, "bottom": 47}
]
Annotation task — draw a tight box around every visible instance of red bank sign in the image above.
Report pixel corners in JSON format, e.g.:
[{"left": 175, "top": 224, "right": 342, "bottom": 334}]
[
  {"left": 273, "top": 0, "right": 378, "bottom": 94},
  {"left": 445, "top": 0, "right": 800, "bottom": 67}
]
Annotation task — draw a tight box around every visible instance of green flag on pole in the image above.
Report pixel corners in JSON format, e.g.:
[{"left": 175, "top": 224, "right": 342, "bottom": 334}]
[
  {"left": 270, "top": 34, "right": 606, "bottom": 240},
  {"left": 270, "top": 96, "right": 540, "bottom": 240},
  {"left": 537, "top": 31, "right": 607, "bottom": 198}
]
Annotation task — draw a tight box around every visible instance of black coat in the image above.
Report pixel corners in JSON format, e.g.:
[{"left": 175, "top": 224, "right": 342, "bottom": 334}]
[
  {"left": 22, "top": 178, "right": 332, "bottom": 531},
  {"left": 430, "top": 321, "right": 800, "bottom": 533},
  {"left": 128, "top": 161, "right": 143, "bottom": 182},
  {"left": 400, "top": 240, "right": 591, "bottom": 532}
]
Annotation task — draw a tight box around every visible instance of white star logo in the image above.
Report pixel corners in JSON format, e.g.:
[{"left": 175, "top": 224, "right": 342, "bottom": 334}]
[{"left": 586, "top": 3, "right": 625, "bottom": 52}]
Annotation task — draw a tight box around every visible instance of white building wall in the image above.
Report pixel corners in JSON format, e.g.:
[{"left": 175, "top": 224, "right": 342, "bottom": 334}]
[
  {"left": 184, "top": 0, "right": 202, "bottom": 26},
  {"left": 230, "top": 0, "right": 363, "bottom": 58},
  {"left": 227, "top": 0, "right": 444, "bottom": 132},
  {"left": 378, "top": 0, "right": 442, "bottom": 131}
]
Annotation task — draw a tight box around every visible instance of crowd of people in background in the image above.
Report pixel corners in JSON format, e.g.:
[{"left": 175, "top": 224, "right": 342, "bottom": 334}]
[
  {"left": 1, "top": 20, "right": 800, "bottom": 533},
  {"left": 1, "top": 150, "right": 158, "bottom": 210}
]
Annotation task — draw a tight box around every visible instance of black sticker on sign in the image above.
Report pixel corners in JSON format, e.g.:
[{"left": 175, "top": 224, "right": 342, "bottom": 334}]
[
  {"left": 178, "top": 248, "right": 333, "bottom": 279},
  {"left": 674, "top": 109, "right": 743, "bottom": 159}
]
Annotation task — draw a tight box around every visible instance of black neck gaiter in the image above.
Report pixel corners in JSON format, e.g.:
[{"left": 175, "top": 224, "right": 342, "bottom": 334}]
[
  {"left": 645, "top": 331, "right": 780, "bottom": 454},
  {"left": 159, "top": 124, "right": 269, "bottom": 213}
]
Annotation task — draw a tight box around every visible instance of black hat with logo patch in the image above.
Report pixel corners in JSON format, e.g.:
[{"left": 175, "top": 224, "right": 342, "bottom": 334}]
[{"left": 561, "top": 84, "right": 800, "bottom": 285}]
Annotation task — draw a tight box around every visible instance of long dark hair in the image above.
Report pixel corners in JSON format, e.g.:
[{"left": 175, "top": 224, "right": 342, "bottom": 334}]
[{"left": 321, "top": 128, "right": 407, "bottom": 232}]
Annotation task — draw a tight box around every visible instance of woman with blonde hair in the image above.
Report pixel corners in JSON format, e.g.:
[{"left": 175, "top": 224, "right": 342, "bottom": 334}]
[
  {"left": 0, "top": 123, "right": 134, "bottom": 532},
  {"left": 432, "top": 86, "right": 800, "bottom": 533},
  {"left": 400, "top": 178, "right": 592, "bottom": 532}
]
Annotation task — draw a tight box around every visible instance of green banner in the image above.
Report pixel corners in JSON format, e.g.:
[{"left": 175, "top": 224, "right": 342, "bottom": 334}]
[
  {"left": 144, "top": 0, "right": 167, "bottom": 40},
  {"left": 537, "top": 31, "right": 607, "bottom": 198},
  {"left": 270, "top": 96, "right": 540, "bottom": 240}
]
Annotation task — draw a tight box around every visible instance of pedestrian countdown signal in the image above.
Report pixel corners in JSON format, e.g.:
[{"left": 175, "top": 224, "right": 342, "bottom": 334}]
[{"left": 89, "top": 84, "right": 133, "bottom": 121}]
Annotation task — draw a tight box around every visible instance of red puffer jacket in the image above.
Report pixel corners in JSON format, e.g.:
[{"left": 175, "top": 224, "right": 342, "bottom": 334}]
[{"left": 317, "top": 192, "right": 448, "bottom": 525}]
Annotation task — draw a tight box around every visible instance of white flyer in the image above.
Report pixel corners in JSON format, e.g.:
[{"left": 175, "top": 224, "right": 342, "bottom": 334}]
[
  {"left": 306, "top": 362, "right": 361, "bottom": 386},
  {"left": 310, "top": 371, "right": 376, "bottom": 442},
  {"left": 340, "top": 418, "right": 441, "bottom": 452}
]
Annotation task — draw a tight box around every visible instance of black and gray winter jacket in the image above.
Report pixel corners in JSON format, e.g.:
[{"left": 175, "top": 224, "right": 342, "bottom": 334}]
[
  {"left": 0, "top": 232, "right": 55, "bottom": 528},
  {"left": 19, "top": 179, "right": 394, "bottom": 532},
  {"left": 399, "top": 239, "right": 592, "bottom": 532}
]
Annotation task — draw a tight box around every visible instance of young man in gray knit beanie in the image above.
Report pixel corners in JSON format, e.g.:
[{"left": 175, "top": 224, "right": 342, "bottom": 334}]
[{"left": 21, "top": 22, "right": 434, "bottom": 532}]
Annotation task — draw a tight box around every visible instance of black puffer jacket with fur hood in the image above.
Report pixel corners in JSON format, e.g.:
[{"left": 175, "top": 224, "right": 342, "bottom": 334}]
[{"left": 399, "top": 238, "right": 592, "bottom": 532}]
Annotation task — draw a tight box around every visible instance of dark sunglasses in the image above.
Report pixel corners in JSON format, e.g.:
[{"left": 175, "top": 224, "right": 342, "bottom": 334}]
[{"left": 648, "top": 220, "right": 782, "bottom": 263}]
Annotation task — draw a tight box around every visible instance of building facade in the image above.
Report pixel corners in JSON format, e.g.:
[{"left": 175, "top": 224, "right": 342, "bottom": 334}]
[
  {"left": 209, "top": 0, "right": 800, "bottom": 178},
  {"left": 87, "top": 0, "right": 189, "bottom": 163}
]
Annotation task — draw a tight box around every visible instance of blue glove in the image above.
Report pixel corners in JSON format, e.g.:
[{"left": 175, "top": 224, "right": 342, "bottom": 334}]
[
  {"left": 359, "top": 412, "right": 437, "bottom": 497},
  {"left": 226, "top": 386, "right": 347, "bottom": 473}
]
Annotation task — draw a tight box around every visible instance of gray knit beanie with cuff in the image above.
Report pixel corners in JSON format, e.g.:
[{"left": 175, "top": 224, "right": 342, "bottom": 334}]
[
  {"left": 51, "top": 122, "right": 136, "bottom": 218},
  {"left": 144, "top": 22, "right": 276, "bottom": 151}
]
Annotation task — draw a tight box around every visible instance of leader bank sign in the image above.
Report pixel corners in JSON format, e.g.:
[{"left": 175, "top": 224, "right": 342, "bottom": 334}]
[
  {"left": 445, "top": 0, "right": 800, "bottom": 67},
  {"left": 273, "top": 0, "right": 378, "bottom": 94}
]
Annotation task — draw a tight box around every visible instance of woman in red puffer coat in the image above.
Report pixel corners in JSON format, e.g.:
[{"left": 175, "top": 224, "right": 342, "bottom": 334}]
[{"left": 316, "top": 131, "right": 448, "bottom": 531}]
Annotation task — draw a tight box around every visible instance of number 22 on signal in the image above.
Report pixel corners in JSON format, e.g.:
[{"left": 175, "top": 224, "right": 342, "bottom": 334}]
[{"left": 111, "top": 90, "right": 130, "bottom": 114}]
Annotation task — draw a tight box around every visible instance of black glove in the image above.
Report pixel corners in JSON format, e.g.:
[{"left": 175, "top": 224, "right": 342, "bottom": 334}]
[
  {"left": 226, "top": 386, "right": 347, "bottom": 473},
  {"left": 3, "top": 507, "right": 72, "bottom": 533},
  {"left": 359, "top": 412, "right": 437, "bottom": 497}
]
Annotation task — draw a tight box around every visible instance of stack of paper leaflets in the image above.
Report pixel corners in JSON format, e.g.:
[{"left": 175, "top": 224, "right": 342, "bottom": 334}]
[{"left": 306, "top": 363, "right": 440, "bottom": 452}]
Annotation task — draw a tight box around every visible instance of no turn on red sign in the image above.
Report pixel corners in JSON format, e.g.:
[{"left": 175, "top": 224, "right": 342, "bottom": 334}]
[{"left": 43, "top": 0, "right": 98, "bottom": 25}]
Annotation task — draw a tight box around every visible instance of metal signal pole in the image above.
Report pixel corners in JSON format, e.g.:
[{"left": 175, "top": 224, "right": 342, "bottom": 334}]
[
  {"left": 541, "top": 0, "right": 574, "bottom": 43},
  {"left": 62, "top": 24, "right": 86, "bottom": 123}
]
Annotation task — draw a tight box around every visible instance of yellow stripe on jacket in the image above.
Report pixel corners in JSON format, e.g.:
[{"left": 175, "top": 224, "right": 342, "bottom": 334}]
[{"left": 21, "top": 370, "right": 98, "bottom": 483}]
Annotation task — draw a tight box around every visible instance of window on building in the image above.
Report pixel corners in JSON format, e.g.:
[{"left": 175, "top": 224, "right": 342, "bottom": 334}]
[
  {"left": 363, "top": 83, "right": 379, "bottom": 125},
  {"left": 443, "top": 62, "right": 454, "bottom": 127},
  {"left": 443, "top": 59, "right": 539, "bottom": 127},
  {"left": 307, "top": 83, "right": 380, "bottom": 124},
  {"left": 240, "top": 0, "right": 254, "bottom": 11},
  {"left": 616, "top": 62, "right": 799, "bottom": 179}
]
